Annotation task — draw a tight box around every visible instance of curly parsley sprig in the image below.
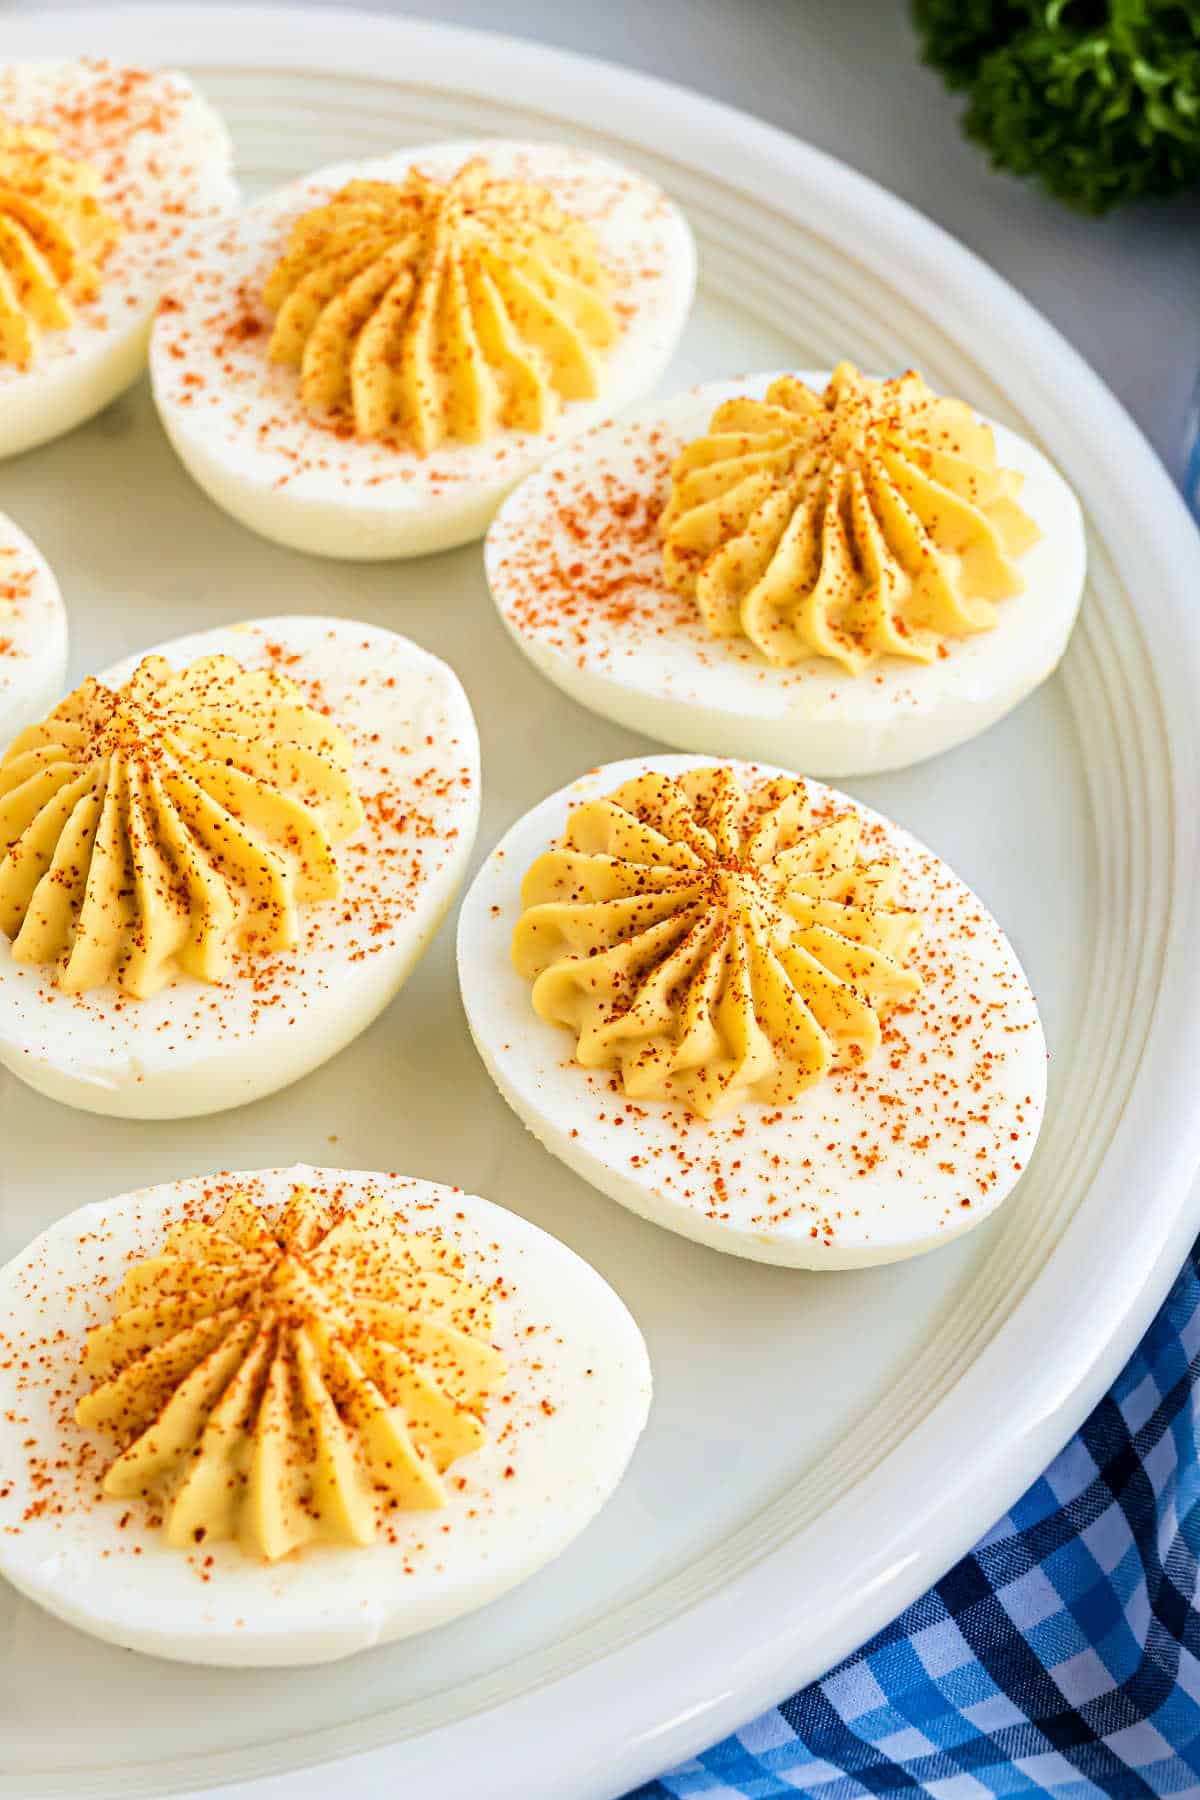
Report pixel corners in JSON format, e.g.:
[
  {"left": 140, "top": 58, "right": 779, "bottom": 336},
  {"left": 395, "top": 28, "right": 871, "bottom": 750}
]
[{"left": 912, "top": 0, "right": 1200, "bottom": 211}]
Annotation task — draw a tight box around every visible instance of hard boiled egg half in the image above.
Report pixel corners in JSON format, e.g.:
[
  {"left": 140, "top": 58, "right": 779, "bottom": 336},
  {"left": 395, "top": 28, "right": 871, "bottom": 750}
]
[
  {"left": 0, "top": 59, "right": 237, "bottom": 458},
  {"left": 0, "top": 614, "right": 479, "bottom": 1118},
  {"left": 486, "top": 365, "right": 1087, "bottom": 776},
  {"left": 0, "top": 1164, "right": 651, "bottom": 1666},
  {"left": 458, "top": 753, "right": 1047, "bottom": 1269},
  {"left": 150, "top": 139, "right": 696, "bottom": 559},
  {"left": 0, "top": 512, "right": 67, "bottom": 742}
]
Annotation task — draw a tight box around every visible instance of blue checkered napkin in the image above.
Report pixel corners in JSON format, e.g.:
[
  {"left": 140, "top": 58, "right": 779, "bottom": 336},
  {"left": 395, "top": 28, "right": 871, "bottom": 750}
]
[{"left": 630, "top": 1240, "right": 1200, "bottom": 1800}]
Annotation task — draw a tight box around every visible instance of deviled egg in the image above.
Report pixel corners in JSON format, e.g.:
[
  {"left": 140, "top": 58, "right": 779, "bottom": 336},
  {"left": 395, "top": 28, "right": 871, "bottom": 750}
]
[
  {"left": 0, "top": 614, "right": 479, "bottom": 1117},
  {"left": 486, "top": 365, "right": 1086, "bottom": 776},
  {"left": 0, "top": 511, "right": 67, "bottom": 742},
  {"left": 150, "top": 140, "right": 696, "bottom": 559},
  {"left": 0, "top": 1164, "right": 651, "bottom": 1666},
  {"left": 0, "top": 59, "right": 237, "bottom": 458},
  {"left": 458, "top": 754, "right": 1047, "bottom": 1268}
]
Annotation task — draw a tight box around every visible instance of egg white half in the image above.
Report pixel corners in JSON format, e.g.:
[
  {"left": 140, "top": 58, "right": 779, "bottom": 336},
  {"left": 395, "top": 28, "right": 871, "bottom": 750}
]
[
  {"left": 0, "top": 1164, "right": 652, "bottom": 1667},
  {"left": 0, "top": 59, "right": 238, "bottom": 459},
  {"left": 457, "top": 753, "right": 1048, "bottom": 1269},
  {"left": 149, "top": 139, "right": 697, "bottom": 560},
  {"left": 0, "top": 511, "right": 67, "bottom": 743},
  {"left": 485, "top": 373, "right": 1087, "bottom": 776},
  {"left": 0, "top": 615, "right": 480, "bottom": 1118}
]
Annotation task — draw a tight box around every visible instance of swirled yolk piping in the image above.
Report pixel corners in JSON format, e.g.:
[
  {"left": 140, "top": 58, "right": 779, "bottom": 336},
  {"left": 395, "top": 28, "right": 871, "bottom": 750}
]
[
  {"left": 74, "top": 1187, "right": 505, "bottom": 1561},
  {"left": 512, "top": 765, "right": 923, "bottom": 1120},
  {"left": 0, "top": 120, "right": 123, "bottom": 368},
  {"left": 262, "top": 157, "right": 618, "bottom": 452},
  {"left": 660, "top": 364, "right": 1041, "bottom": 674},
  {"left": 0, "top": 652, "right": 364, "bottom": 997}
]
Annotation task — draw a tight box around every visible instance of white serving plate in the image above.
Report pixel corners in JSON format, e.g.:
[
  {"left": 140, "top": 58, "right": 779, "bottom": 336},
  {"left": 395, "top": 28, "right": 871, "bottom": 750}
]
[{"left": 1, "top": 10, "right": 1198, "bottom": 1800}]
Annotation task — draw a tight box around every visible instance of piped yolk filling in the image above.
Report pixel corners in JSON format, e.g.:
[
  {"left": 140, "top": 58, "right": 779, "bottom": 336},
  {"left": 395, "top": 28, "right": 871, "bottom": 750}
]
[
  {"left": 0, "top": 652, "right": 363, "bottom": 997},
  {"left": 0, "top": 120, "right": 122, "bottom": 369},
  {"left": 75, "top": 1188, "right": 506, "bottom": 1561},
  {"left": 512, "top": 764, "right": 923, "bottom": 1119},
  {"left": 660, "top": 364, "right": 1041, "bottom": 674},
  {"left": 263, "top": 157, "right": 617, "bottom": 453}
]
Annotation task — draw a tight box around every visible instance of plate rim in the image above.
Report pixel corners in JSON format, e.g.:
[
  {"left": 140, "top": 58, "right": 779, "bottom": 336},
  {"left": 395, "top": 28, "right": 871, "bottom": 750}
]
[{"left": 3, "top": 9, "right": 1200, "bottom": 1800}]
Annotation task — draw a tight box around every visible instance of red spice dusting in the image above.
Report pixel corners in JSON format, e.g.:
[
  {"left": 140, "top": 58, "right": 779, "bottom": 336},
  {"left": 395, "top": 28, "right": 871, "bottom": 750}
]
[
  {"left": 0, "top": 1172, "right": 562, "bottom": 1566},
  {"left": 151, "top": 146, "right": 677, "bottom": 498},
  {"left": 491, "top": 770, "right": 1043, "bottom": 1251},
  {"left": 489, "top": 394, "right": 1002, "bottom": 714},
  {"left": 1, "top": 623, "right": 479, "bottom": 1058},
  {"left": 0, "top": 59, "right": 234, "bottom": 351}
]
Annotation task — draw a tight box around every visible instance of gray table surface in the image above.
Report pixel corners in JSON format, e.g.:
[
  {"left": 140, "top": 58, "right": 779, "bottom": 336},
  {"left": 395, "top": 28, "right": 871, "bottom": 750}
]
[{"left": 8, "top": 0, "right": 1196, "bottom": 481}]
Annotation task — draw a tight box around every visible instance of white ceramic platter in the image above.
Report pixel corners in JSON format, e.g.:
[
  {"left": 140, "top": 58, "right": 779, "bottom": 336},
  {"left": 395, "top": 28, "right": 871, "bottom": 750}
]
[{"left": 1, "top": 10, "right": 1198, "bottom": 1800}]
